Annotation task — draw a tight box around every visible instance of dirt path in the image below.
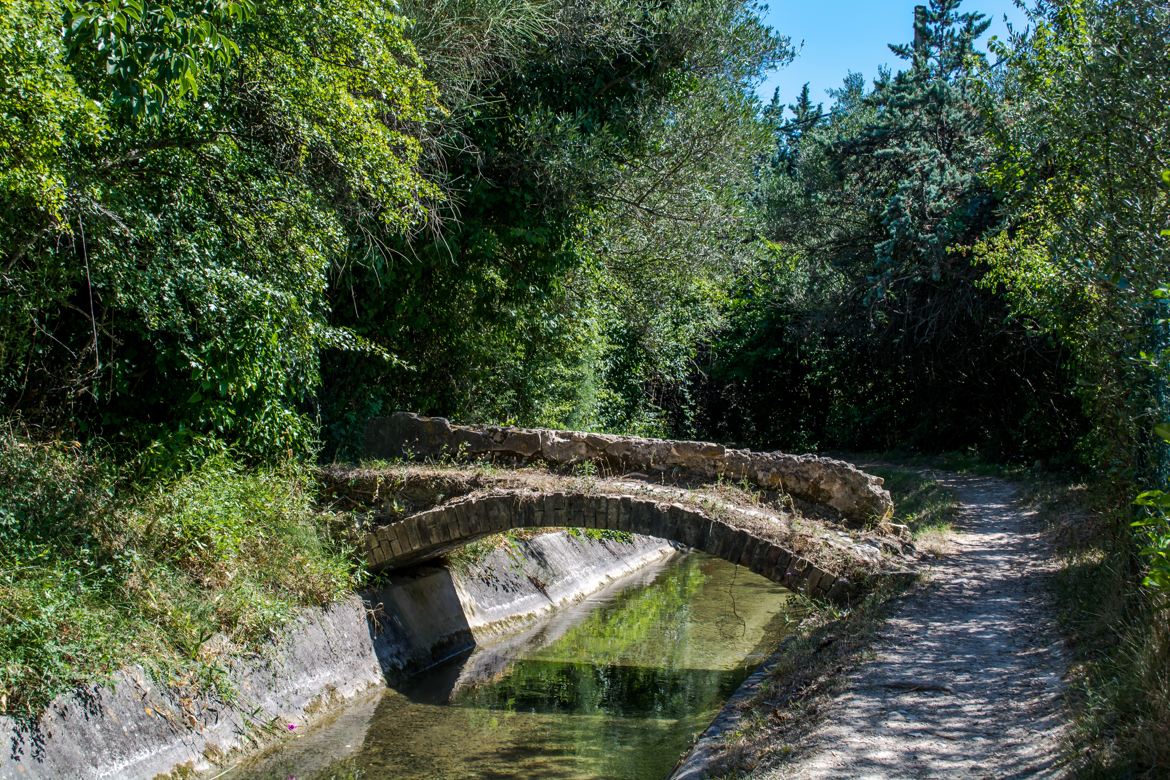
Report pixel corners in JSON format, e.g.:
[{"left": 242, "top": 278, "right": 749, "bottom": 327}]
[{"left": 772, "top": 473, "right": 1069, "bottom": 779}]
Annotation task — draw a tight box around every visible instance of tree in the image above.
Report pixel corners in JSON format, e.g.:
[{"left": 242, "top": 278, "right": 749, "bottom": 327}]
[
  {"left": 1, "top": 0, "right": 441, "bottom": 458},
  {"left": 977, "top": 0, "right": 1170, "bottom": 481},
  {"left": 702, "top": 1, "right": 1081, "bottom": 458},
  {"left": 319, "top": 0, "right": 791, "bottom": 444}
]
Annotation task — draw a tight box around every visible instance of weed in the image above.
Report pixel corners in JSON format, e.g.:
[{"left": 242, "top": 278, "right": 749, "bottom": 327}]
[
  {"left": 866, "top": 466, "right": 959, "bottom": 555},
  {"left": 1029, "top": 480, "right": 1170, "bottom": 776},
  {"left": 0, "top": 426, "right": 360, "bottom": 717}
]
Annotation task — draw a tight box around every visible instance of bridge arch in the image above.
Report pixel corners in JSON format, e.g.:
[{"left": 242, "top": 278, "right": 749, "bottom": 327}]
[{"left": 362, "top": 489, "right": 857, "bottom": 604}]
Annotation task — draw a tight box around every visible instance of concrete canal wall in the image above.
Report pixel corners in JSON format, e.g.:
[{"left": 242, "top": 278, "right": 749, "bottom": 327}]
[{"left": 0, "top": 532, "right": 676, "bottom": 779}]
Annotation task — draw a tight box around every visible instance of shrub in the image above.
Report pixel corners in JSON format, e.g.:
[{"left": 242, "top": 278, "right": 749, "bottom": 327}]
[{"left": 0, "top": 427, "right": 360, "bottom": 716}]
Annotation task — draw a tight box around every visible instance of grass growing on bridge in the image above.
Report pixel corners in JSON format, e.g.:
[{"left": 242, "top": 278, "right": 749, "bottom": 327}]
[{"left": 0, "top": 429, "right": 361, "bottom": 718}]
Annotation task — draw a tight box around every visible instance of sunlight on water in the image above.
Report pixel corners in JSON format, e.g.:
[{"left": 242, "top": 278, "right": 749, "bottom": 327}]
[{"left": 237, "top": 553, "right": 801, "bottom": 780}]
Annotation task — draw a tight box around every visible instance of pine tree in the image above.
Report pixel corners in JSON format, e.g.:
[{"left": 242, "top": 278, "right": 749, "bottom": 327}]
[
  {"left": 787, "top": 83, "right": 823, "bottom": 142},
  {"left": 854, "top": 0, "right": 993, "bottom": 303}
]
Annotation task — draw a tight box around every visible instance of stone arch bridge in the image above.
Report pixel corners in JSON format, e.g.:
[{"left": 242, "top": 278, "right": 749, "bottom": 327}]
[{"left": 322, "top": 414, "right": 911, "bottom": 605}]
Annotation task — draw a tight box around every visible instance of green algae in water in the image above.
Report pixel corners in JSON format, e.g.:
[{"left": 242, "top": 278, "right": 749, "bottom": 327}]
[{"left": 238, "top": 554, "right": 801, "bottom": 780}]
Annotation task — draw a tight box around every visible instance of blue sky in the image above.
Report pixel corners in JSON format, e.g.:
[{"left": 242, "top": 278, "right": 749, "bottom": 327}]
[{"left": 755, "top": 1, "right": 1029, "bottom": 106}]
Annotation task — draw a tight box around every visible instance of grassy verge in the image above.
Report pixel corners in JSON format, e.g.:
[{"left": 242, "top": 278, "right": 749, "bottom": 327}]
[
  {"left": 0, "top": 427, "right": 362, "bottom": 718},
  {"left": 864, "top": 465, "right": 961, "bottom": 556},
  {"left": 1024, "top": 480, "right": 1170, "bottom": 776}
]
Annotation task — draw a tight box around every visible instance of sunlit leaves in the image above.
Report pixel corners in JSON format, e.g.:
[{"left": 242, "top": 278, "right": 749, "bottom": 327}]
[
  {"left": 64, "top": 0, "right": 254, "bottom": 118},
  {"left": 1, "top": 0, "right": 444, "bottom": 458}
]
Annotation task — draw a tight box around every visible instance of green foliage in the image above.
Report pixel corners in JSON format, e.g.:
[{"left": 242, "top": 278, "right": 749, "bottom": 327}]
[
  {"left": 0, "top": 427, "right": 359, "bottom": 716},
  {"left": 1, "top": 0, "right": 440, "bottom": 459},
  {"left": 1132, "top": 301, "right": 1170, "bottom": 598},
  {"left": 976, "top": 0, "right": 1170, "bottom": 480},
  {"left": 65, "top": 0, "right": 253, "bottom": 117},
  {"left": 321, "top": 0, "right": 790, "bottom": 448},
  {"left": 701, "top": 0, "right": 1081, "bottom": 459},
  {"left": 867, "top": 466, "right": 959, "bottom": 539}
]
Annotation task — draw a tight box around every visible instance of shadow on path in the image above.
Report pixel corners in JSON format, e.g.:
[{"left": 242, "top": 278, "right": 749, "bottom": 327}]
[{"left": 774, "top": 473, "right": 1069, "bottom": 779}]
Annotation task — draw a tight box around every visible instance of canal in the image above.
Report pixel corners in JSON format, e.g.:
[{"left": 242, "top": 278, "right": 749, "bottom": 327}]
[{"left": 237, "top": 551, "right": 802, "bottom": 779}]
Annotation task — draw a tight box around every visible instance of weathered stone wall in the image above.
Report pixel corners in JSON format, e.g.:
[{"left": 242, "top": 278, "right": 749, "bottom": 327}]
[{"left": 364, "top": 412, "right": 893, "bottom": 524}]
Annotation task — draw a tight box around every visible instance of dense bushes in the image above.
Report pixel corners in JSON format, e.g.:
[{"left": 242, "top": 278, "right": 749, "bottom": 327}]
[
  {"left": 1, "top": 0, "right": 439, "bottom": 458},
  {"left": 696, "top": 0, "right": 1087, "bottom": 462},
  {"left": 0, "top": 426, "right": 358, "bottom": 715}
]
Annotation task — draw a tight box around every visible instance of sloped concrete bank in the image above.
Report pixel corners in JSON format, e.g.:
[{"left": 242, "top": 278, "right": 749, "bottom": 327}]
[{"left": 0, "top": 532, "right": 677, "bottom": 780}]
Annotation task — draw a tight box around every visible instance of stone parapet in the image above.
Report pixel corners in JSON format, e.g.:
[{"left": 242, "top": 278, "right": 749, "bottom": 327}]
[{"left": 364, "top": 412, "right": 893, "bottom": 525}]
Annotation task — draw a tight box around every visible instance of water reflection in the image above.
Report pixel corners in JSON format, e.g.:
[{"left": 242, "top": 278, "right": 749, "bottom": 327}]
[{"left": 237, "top": 553, "right": 800, "bottom": 780}]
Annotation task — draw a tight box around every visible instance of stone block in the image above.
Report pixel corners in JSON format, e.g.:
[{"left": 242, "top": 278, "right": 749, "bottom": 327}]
[
  {"left": 608, "top": 498, "right": 627, "bottom": 533},
  {"left": 545, "top": 492, "right": 567, "bottom": 522},
  {"left": 501, "top": 430, "right": 541, "bottom": 457},
  {"left": 524, "top": 498, "right": 540, "bottom": 527},
  {"left": 451, "top": 428, "right": 492, "bottom": 456},
  {"left": 515, "top": 498, "right": 535, "bottom": 528},
  {"left": 705, "top": 522, "right": 732, "bottom": 560},
  {"left": 768, "top": 550, "right": 792, "bottom": 584},
  {"left": 647, "top": 441, "right": 673, "bottom": 468},
  {"left": 486, "top": 498, "right": 511, "bottom": 531},
  {"left": 737, "top": 537, "right": 762, "bottom": 571},
  {"left": 651, "top": 502, "right": 679, "bottom": 544},
  {"left": 580, "top": 500, "right": 599, "bottom": 530},
  {"left": 603, "top": 439, "right": 635, "bottom": 467},
  {"left": 785, "top": 555, "right": 807, "bottom": 583},
  {"left": 540, "top": 432, "right": 587, "bottom": 464},
  {"left": 723, "top": 528, "right": 749, "bottom": 565},
  {"left": 621, "top": 499, "right": 647, "bottom": 537},
  {"left": 583, "top": 433, "right": 618, "bottom": 456},
  {"left": 405, "top": 519, "right": 423, "bottom": 552},
  {"left": 669, "top": 441, "right": 725, "bottom": 469},
  {"left": 416, "top": 515, "right": 435, "bottom": 547},
  {"left": 753, "top": 540, "right": 775, "bottom": 572},
  {"left": 454, "top": 503, "right": 472, "bottom": 537},
  {"left": 435, "top": 511, "right": 457, "bottom": 543},
  {"left": 675, "top": 506, "right": 709, "bottom": 550},
  {"left": 566, "top": 494, "right": 588, "bottom": 526}
]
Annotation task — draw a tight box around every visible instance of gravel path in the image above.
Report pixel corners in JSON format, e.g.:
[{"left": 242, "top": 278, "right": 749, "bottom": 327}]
[{"left": 773, "top": 473, "right": 1069, "bottom": 779}]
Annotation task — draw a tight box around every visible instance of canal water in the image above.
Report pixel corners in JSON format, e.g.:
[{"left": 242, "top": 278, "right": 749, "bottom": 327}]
[{"left": 237, "top": 552, "right": 801, "bottom": 780}]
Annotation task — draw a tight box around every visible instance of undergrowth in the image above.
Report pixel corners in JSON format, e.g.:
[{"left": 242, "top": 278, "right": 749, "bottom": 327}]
[
  {"left": 0, "top": 426, "right": 362, "bottom": 717},
  {"left": 864, "top": 465, "right": 960, "bottom": 556},
  {"left": 1028, "top": 481, "right": 1170, "bottom": 777}
]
